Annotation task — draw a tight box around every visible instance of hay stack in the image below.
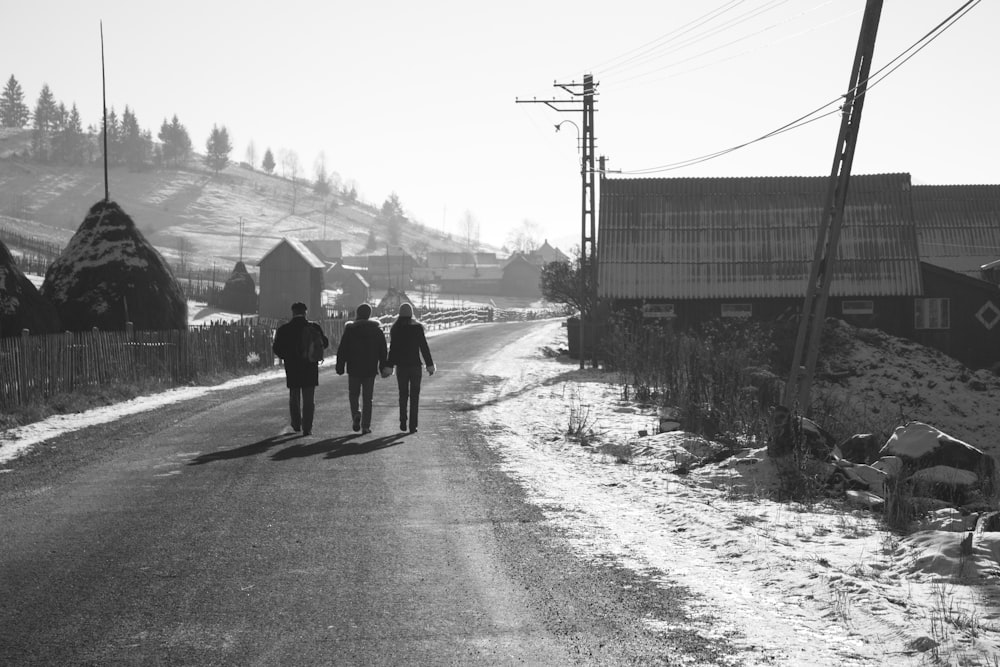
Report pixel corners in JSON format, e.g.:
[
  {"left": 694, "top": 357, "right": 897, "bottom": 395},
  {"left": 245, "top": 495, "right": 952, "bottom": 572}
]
[
  {"left": 0, "top": 239, "right": 61, "bottom": 336},
  {"left": 219, "top": 260, "right": 257, "bottom": 314},
  {"left": 40, "top": 200, "right": 187, "bottom": 332}
]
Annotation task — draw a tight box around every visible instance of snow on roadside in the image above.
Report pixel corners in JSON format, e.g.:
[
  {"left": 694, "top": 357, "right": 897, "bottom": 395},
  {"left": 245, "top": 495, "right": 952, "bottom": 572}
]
[
  {"left": 471, "top": 320, "right": 1000, "bottom": 666},
  {"left": 0, "top": 369, "right": 286, "bottom": 466}
]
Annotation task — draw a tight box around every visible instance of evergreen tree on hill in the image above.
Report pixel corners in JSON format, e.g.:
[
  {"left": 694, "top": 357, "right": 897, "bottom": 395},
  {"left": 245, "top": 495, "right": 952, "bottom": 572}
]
[
  {"left": 158, "top": 114, "right": 192, "bottom": 168},
  {"left": 100, "top": 107, "right": 123, "bottom": 167},
  {"left": 0, "top": 75, "right": 30, "bottom": 128},
  {"left": 30, "top": 83, "right": 58, "bottom": 161},
  {"left": 121, "top": 106, "right": 152, "bottom": 171},
  {"left": 51, "top": 103, "right": 86, "bottom": 165},
  {"left": 204, "top": 124, "right": 232, "bottom": 174},
  {"left": 380, "top": 192, "right": 406, "bottom": 245},
  {"left": 261, "top": 147, "right": 275, "bottom": 174}
]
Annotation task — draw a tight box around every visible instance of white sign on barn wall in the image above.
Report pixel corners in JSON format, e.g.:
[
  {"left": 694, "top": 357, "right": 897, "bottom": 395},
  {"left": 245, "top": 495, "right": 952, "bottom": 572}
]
[{"left": 642, "top": 303, "right": 676, "bottom": 319}]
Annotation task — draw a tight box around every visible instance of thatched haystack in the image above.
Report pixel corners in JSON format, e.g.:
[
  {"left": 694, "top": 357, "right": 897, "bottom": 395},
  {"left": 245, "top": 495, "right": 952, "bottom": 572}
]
[
  {"left": 0, "top": 239, "right": 61, "bottom": 336},
  {"left": 40, "top": 200, "right": 187, "bottom": 332},
  {"left": 219, "top": 260, "right": 257, "bottom": 314}
]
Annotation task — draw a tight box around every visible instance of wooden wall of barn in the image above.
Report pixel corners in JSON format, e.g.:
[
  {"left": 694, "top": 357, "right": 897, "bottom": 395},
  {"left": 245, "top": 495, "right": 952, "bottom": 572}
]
[
  {"left": 912, "top": 264, "right": 1000, "bottom": 369},
  {"left": 258, "top": 243, "right": 324, "bottom": 320}
]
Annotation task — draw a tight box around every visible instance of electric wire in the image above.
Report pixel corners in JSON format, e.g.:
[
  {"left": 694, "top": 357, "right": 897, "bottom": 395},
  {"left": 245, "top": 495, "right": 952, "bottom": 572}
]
[
  {"left": 618, "top": 0, "right": 982, "bottom": 176},
  {"left": 601, "top": 1, "right": 851, "bottom": 94},
  {"left": 574, "top": 0, "right": 747, "bottom": 80},
  {"left": 596, "top": 0, "right": 792, "bottom": 79}
]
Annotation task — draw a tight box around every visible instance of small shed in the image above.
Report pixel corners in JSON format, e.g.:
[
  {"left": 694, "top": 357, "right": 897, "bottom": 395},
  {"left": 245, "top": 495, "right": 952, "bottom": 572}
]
[
  {"left": 325, "top": 261, "right": 370, "bottom": 312},
  {"left": 258, "top": 238, "right": 326, "bottom": 320},
  {"left": 501, "top": 254, "right": 542, "bottom": 297}
]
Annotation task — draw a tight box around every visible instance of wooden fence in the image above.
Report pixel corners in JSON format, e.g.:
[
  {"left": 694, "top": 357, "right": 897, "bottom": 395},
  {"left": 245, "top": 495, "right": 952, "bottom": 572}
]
[
  {"left": 0, "top": 323, "right": 280, "bottom": 409},
  {"left": 0, "top": 306, "right": 556, "bottom": 410}
]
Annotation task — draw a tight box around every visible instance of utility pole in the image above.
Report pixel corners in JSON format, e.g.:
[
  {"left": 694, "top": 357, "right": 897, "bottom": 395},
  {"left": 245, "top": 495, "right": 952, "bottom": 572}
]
[
  {"left": 784, "top": 0, "right": 884, "bottom": 412},
  {"left": 517, "top": 74, "right": 599, "bottom": 370}
]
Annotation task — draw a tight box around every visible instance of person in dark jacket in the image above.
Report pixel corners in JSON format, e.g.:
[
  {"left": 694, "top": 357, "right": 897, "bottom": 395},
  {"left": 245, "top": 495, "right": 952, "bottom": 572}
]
[
  {"left": 272, "top": 301, "right": 329, "bottom": 436},
  {"left": 384, "top": 302, "right": 435, "bottom": 434},
  {"left": 335, "top": 303, "right": 388, "bottom": 434}
]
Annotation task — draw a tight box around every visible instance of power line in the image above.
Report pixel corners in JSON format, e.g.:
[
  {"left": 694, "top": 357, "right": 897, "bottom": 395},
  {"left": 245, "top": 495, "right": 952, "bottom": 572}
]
[
  {"left": 619, "top": 0, "right": 982, "bottom": 175},
  {"left": 598, "top": 0, "right": 794, "bottom": 80},
  {"left": 601, "top": 1, "right": 851, "bottom": 94},
  {"left": 575, "top": 0, "right": 747, "bottom": 79}
]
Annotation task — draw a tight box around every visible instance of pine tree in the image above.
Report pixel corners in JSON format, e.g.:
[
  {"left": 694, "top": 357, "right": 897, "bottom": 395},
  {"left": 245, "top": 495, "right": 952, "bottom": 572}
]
[
  {"left": 0, "top": 75, "right": 30, "bottom": 128},
  {"left": 313, "top": 163, "right": 331, "bottom": 196},
  {"left": 100, "top": 107, "right": 123, "bottom": 166},
  {"left": 157, "top": 114, "right": 191, "bottom": 168},
  {"left": 261, "top": 147, "right": 275, "bottom": 174},
  {"left": 30, "top": 84, "right": 58, "bottom": 161},
  {"left": 204, "top": 124, "right": 232, "bottom": 174},
  {"left": 121, "top": 106, "right": 150, "bottom": 171},
  {"left": 52, "top": 103, "right": 86, "bottom": 165}
]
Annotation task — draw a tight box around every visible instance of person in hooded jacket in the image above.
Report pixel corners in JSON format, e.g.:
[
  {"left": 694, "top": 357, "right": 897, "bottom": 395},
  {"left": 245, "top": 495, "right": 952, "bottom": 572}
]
[
  {"left": 335, "top": 303, "right": 388, "bottom": 434},
  {"left": 384, "top": 302, "right": 435, "bottom": 433},
  {"left": 272, "top": 301, "right": 329, "bottom": 436}
]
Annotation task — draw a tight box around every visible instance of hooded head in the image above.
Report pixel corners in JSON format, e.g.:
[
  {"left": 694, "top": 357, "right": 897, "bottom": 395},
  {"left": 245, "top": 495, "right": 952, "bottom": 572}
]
[
  {"left": 355, "top": 303, "right": 372, "bottom": 320},
  {"left": 398, "top": 302, "right": 413, "bottom": 318},
  {"left": 291, "top": 301, "right": 307, "bottom": 316}
]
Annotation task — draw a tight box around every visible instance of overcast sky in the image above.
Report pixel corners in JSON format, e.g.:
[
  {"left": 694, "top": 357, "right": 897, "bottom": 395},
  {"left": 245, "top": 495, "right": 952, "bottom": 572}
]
[{"left": 3, "top": 1, "right": 996, "bottom": 251}]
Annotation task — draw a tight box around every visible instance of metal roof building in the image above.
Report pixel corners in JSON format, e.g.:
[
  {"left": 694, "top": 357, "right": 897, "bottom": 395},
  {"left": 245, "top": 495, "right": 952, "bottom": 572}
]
[
  {"left": 597, "top": 173, "right": 922, "bottom": 301},
  {"left": 911, "top": 184, "right": 1000, "bottom": 279}
]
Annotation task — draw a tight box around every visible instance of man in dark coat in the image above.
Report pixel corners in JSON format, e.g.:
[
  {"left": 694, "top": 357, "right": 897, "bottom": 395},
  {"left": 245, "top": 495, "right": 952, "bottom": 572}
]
[
  {"left": 384, "top": 302, "right": 435, "bottom": 433},
  {"left": 272, "top": 301, "right": 329, "bottom": 436},
  {"left": 335, "top": 303, "right": 388, "bottom": 434}
]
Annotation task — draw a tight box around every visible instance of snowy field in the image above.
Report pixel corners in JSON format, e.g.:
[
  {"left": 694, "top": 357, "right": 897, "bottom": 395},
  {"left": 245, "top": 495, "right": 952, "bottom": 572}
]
[{"left": 3, "top": 318, "right": 1000, "bottom": 665}]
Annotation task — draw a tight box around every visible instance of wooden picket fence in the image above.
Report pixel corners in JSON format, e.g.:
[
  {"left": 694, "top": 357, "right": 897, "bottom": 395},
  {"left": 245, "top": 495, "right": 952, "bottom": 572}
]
[{"left": 0, "top": 323, "right": 280, "bottom": 409}]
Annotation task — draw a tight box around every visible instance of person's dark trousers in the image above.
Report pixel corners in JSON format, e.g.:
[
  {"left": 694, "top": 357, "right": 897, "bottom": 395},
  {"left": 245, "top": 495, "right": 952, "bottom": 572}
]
[
  {"left": 396, "top": 365, "right": 423, "bottom": 430},
  {"left": 289, "top": 385, "right": 316, "bottom": 433},
  {"left": 348, "top": 375, "right": 377, "bottom": 429}
]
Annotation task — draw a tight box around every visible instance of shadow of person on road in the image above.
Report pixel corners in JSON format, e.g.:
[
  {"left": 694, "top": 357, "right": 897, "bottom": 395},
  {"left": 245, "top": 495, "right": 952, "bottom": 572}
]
[
  {"left": 188, "top": 433, "right": 300, "bottom": 465},
  {"left": 271, "top": 433, "right": 407, "bottom": 460},
  {"left": 324, "top": 433, "right": 407, "bottom": 459},
  {"left": 270, "top": 434, "right": 361, "bottom": 461}
]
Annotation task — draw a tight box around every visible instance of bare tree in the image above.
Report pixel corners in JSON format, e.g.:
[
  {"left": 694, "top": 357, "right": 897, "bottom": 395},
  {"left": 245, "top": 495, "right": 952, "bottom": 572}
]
[
  {"left": 460, "top": 210, "right": 480, "bottom": 250},
  {"left": 284, "top": 150, "right": 300, "bottom": 214},
  {"left": 505, "top": 219, "right": 541, "bottom": 254},
  {"left": 245, "top": 140, "right": 257, "bottom": 170}
]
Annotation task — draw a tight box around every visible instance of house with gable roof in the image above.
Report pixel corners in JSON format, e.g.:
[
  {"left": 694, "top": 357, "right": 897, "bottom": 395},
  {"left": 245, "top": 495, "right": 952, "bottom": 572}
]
[{"left": 258, "top": 237, "right": 326, "bottom": 320}]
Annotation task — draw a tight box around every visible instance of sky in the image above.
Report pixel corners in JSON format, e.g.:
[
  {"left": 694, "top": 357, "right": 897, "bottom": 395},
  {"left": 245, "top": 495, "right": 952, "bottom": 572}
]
[{"left": 2, "top": 0, "right": 997, "bottom": 251}]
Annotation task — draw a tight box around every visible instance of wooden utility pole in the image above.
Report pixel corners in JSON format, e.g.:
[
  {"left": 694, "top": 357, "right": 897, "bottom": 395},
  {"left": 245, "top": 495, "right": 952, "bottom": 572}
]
[
  {"left": 784, "top": 0, "right": 884, "bottom": 411},
  {"left": 517, "top": 75, "right": 599, "bottom": 369}
]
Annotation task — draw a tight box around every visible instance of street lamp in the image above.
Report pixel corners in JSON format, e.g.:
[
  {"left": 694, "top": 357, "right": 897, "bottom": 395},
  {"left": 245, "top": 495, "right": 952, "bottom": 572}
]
[{"left": 554, "top": 120, "right": 581, "bottom": 155}]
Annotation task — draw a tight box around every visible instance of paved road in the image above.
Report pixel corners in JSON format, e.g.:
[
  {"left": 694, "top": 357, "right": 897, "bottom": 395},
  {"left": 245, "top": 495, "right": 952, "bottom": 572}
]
[{"left": 0, "top": 320, "right": 730, "bottom": 665}]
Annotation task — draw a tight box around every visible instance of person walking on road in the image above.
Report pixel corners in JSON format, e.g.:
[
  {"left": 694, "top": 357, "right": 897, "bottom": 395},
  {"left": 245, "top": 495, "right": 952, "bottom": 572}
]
[
  {"left": 272, "top": 301, "right": 329, "bottom": 436},
  {"left": 335, "top": 303, "right": 388, "bottom": 434},
  {"left": 384, "top": 302, "right": 435, "bottom": 434}
]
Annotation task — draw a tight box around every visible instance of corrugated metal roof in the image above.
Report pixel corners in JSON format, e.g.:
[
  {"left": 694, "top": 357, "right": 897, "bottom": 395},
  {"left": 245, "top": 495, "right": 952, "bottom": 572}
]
[
  {"left": 598, "top": 174, "right": 922, "bottom": 300},
  {"left": 912, "top": 185, "right": 1000, "bottom": 277}
]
